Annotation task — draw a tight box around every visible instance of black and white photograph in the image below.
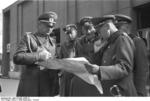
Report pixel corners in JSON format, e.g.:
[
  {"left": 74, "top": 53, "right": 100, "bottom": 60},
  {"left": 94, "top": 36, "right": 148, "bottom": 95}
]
[{"left": 0, "top": 0, "right": 150, "bottom": 99}]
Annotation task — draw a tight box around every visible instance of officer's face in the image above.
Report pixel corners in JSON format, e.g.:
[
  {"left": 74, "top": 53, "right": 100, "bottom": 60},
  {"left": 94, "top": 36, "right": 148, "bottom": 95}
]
[
  {"left": 119, "top": 23, "right": 130, "bottom": 34},
  {"left": 66, "top": 29, "right": 77, "bottom": 41},
  {"left": 82, "top": 22, "right": 96, "bottom": 40},
  {"left": 82, "top": 22, "right": 95, "bottom": 35},
  {"left": 100, "top": 23, "right": 110, "bottom": 40},
  {"left": 39, "top": 22, "right": 54, "bottom": 35}
]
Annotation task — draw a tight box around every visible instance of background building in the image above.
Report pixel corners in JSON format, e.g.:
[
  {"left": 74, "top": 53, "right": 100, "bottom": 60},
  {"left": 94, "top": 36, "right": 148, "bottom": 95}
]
[{"left": 1, "top": 0, "right": 150, "bottom": 81}]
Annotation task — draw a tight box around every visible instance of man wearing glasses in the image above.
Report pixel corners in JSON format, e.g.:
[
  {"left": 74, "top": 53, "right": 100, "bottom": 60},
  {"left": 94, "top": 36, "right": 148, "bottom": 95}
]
[
  {"left": 85, "top": 15, "right": 137, "bottom": 96},
  {"left": 59, "top": 24, "right": 78, "bottom": 96}
]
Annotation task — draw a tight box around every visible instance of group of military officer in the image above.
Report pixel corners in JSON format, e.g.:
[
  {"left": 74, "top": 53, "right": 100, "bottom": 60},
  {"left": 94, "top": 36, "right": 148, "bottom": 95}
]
[{"left": 13, "top": 11, "right": 149, "bottom": 96}]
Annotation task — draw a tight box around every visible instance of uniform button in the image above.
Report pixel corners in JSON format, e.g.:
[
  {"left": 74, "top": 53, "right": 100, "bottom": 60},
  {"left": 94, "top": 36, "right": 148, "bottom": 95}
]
[
  {"left": 108, "top": 46, "right": 110, "bottom": 49},
  {"left": 103, "top": 60, "right": 106, "bottom": 63}
]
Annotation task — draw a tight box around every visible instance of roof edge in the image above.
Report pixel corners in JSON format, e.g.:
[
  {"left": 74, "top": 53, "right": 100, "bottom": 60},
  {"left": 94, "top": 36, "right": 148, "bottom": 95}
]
[{"left": 3, "top": 0, "right": 27, "bottom": 13}]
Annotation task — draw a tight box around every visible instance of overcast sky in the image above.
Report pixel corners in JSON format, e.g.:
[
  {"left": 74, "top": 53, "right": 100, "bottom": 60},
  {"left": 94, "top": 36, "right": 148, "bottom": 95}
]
[{"left": 0, "top": 0, "right": 18, "bottom": 53}]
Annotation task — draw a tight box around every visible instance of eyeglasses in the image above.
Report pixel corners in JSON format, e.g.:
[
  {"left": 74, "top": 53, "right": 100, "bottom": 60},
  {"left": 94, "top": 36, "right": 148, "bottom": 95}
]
[
  {"left": 47, "top": 25, "right": 54, "bottom": 28},
  {"left": 65, "top": 31, "right": 72, "bottom": 35}
]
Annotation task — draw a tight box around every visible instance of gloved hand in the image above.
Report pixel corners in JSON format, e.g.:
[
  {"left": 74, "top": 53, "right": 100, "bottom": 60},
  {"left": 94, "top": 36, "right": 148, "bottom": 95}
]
[
  {"left": 85, "top": 63, "right": 102, "bottom": 80},
  {"left": 84, "top": 63, "right": 100, "bottom": 74},
  {"left": 38, "top": 48, "right": 52, "bottom": 61}
]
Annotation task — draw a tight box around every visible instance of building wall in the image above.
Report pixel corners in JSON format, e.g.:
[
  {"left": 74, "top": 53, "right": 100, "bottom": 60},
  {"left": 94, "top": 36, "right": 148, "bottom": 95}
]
[
  {"left": 10, "top": 3, "right": 18, "bottom": 61},
  {"left": 2, "top": 10, "right": 10, "bottom": 76},
  {"left": 2, "top": 0, "right": 150, "bottom": 75}
]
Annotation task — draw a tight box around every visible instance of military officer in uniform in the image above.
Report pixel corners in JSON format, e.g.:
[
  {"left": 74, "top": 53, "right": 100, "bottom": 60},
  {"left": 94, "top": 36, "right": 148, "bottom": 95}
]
[
  {"left": 85, "top": 15, "right": 137, "bottom": 96},
  {"left": 13, "top": 11, "right": 59, "bottom": 96},
  {"left": 115, "top": 14, "right": 149, "bottom": 96},
  {"left": 59, "top": 24, "right": 78, "bottom": 96},
  {"left": 75, "top": 16, "right": 97, "bottom": 62},
  {"left": 69, "top": 16, "right": 100, "bottom": 96}
]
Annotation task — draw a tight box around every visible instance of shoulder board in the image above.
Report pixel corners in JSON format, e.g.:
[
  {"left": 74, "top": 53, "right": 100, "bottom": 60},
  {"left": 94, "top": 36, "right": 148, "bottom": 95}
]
[
  {"left": 25, "top": 32, "right": 32, "bottom": 36},
  {"left": 122, "top": 32, "right": 128, "bottom": 37}
]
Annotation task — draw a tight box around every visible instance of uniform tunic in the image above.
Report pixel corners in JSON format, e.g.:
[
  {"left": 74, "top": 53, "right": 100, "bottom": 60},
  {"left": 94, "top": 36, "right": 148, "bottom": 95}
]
[
  {"left": 13, "top": 32, "right": 59, "bottom": 96},
  {"left": 70, "top": 36, "right": 100, "bottom": 96}
]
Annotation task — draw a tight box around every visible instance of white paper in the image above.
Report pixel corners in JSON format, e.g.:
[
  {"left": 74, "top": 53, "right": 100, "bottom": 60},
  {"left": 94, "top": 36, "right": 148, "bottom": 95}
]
[{"left": 38, "top": 57, "right": 103, "bottom": 94}]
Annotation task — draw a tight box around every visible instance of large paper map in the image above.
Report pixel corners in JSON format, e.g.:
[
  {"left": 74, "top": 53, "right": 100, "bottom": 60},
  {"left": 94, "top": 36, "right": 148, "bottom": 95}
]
[{"left": 38, "top": 57, "right": 103, "bottom": 94}]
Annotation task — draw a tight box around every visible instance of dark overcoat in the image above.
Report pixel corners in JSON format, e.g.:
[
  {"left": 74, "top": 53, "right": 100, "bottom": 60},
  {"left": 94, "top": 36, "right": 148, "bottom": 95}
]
[
  {"left": 129, "top": 34, "right": 149, "bottom": 96},
  {"left": 70, "top": 31, "right": 137, "bottom": 96}
]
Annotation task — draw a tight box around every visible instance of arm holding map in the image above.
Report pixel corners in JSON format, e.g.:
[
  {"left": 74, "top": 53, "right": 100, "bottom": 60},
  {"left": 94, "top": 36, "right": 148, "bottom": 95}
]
[{"left": 38, "top": 57, "right": 88, "bottom": 72}]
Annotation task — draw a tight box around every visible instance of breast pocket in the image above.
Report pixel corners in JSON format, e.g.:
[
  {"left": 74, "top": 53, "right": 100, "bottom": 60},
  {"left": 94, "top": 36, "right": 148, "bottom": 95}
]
[{"left": 102, "top": 46, "right": 116, "bottom": 65}]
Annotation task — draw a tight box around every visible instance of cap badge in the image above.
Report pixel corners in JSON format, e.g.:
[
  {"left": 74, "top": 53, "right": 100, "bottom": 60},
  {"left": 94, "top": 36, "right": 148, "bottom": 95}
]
[{"left": 49, "top": 18, "right": 54, "bottom": 22}]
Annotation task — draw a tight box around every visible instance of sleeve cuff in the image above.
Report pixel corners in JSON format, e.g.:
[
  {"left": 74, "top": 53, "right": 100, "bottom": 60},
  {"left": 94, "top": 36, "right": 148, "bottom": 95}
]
[{"left": 97, "top": 67, "right": 101, "bottom": 81}]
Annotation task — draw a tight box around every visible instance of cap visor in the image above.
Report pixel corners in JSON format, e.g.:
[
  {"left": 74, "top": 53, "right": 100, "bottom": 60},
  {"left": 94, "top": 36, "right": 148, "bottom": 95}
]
[{"left": 40, "top": 20, "right": 56, "bottom": 24}]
